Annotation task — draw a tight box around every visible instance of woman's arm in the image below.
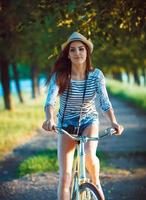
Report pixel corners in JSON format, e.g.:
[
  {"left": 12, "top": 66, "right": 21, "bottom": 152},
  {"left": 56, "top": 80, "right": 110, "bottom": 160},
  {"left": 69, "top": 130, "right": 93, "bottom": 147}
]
[
  {"left": 95, "top": 70, "right": 124, "bottom": 135},
  {"left": 45, "top": 104, "right": 54, "bottom": 121},
  {"left": 105, "top": 107, "right": 117, "bottom": 124},
  {"left": 105, "top": 108, "right": 124, "bottom": 135},
  {"left": 42, "top": 105, "right": 56, "bottom": 131},
  {"left": 42, "top": 74, "right": 59, "bottom": 131}
]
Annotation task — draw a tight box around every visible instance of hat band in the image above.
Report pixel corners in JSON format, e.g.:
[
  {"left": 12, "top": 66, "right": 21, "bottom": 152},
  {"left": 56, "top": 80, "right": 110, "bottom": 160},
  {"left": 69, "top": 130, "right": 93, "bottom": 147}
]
[{"left": 70, "top": 37, "right": 85, "bottom": 41}]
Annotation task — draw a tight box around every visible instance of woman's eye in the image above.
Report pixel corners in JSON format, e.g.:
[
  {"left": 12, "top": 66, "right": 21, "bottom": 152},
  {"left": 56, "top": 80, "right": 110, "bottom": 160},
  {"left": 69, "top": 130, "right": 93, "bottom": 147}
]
[
  {"left": 70, "top": 49, "right": 75, "bottom": 52},
  {"left": 70, "top": 47, "right": 85, "bottom": 52},
  {"left": 79, "top": 48, "right": 85, "bottom": 51}
]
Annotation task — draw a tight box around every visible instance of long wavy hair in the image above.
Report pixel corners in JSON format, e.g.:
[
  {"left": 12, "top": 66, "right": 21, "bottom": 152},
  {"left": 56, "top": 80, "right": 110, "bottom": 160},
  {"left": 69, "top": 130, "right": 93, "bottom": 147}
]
[{"left": 49, "top": 41, "right": 93, "bottom": 94}]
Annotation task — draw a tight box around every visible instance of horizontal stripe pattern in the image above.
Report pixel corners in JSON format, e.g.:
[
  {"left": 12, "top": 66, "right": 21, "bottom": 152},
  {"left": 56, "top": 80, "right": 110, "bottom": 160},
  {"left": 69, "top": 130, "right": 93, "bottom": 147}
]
[{"left": 45, "top": 68, "right": 112, "bottom": 121}]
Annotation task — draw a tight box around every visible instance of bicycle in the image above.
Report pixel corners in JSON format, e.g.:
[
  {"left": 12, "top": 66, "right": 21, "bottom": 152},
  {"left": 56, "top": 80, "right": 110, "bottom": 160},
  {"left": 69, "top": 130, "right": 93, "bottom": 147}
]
[{"left": 56, "top": 127, "right": 117, "bottom": 200}]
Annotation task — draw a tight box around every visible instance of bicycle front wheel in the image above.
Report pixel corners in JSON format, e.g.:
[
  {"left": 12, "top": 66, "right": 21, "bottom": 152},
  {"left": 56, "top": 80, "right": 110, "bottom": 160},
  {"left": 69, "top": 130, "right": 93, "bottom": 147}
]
[{"left": 74, "top": 182, "right": 103, "bottom": 200}]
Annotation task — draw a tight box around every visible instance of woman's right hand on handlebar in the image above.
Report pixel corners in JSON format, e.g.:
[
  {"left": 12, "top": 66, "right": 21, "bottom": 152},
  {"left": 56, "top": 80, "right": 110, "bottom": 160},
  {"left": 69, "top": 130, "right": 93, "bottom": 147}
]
[{"left": 42, "top": 119, "right": 56, "bottom": 131}]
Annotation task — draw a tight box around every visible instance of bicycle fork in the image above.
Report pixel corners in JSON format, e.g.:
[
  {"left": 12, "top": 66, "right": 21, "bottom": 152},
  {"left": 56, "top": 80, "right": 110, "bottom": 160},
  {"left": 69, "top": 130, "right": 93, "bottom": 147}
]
[
  {"left": 77, "top": 140, "right": 87, "bottom": 183},
  {"left": 77, "top": 140, "right": 91, "bottom": 200}
]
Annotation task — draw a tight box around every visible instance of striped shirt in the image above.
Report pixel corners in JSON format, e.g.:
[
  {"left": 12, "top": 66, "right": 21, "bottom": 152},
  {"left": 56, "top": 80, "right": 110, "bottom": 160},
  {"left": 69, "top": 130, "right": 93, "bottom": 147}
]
[{"left": 44, "top": 68, "right": 112, "bottom": 121}]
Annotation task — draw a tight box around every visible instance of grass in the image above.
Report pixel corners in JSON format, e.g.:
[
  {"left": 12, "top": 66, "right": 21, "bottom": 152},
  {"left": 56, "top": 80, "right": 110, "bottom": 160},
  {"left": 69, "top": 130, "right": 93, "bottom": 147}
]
[
  {"left": 106, "top": 79, "right": 146, "bottom": 110},
  {"left": 17, "top": 149, "right": 124, "bottom": 177},
  {"left": 17, "top": 149, "right": 58, "bottom": 177},
  {"left": 0, "top": 94, "right": 45, "bottom": 160}
]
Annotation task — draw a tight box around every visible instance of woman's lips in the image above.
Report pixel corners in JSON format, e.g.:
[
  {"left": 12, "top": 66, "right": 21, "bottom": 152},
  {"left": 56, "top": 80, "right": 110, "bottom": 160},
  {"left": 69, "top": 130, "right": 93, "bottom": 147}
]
[{"left": 74, "top": 57, "right": 82, "bottom": 59}]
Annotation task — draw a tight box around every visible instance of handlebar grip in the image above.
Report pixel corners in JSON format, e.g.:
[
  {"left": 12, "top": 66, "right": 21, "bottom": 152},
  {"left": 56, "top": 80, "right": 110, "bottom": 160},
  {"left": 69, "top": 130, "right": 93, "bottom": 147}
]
[{"left": 105, "top": 127, "right": 117, "bottom": 135}]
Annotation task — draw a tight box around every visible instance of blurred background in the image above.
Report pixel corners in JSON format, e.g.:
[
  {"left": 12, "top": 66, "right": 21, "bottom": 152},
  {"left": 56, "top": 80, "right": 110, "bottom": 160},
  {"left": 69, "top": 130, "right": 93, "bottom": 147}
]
[{"left": 0, "top": 0, "right": 146, "bottom": 185}]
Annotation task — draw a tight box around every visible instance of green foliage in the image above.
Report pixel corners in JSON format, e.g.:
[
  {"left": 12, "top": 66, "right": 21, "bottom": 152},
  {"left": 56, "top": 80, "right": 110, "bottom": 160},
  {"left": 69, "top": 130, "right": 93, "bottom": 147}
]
[
  {"left": 9, "top": 64, "right": 31, "bottom": 79},
  {"left": 18, "top": 149, "right": 58, "bottom": 177},
  {"left": 1, "top": 1, "right": 146, "bottom": 70},
  {"left": 1, "top": 1, "right": 146, "bottom": 111}
]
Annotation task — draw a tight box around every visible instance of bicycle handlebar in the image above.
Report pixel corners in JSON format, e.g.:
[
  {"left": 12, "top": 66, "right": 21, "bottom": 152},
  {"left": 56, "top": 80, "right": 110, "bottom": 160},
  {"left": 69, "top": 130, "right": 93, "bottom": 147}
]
[{"left": 55, "top": 127, "right": 117, "bottom": 142}]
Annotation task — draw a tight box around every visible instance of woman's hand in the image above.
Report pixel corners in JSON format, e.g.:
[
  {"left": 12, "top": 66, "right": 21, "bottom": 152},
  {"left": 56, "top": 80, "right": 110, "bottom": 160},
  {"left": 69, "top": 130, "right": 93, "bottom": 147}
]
[
  {"left": 42, "top": 119, "right": 56, "bottom": 132},
  {"left": 111, "top": 122, "right": 124, "bottom": 135}
]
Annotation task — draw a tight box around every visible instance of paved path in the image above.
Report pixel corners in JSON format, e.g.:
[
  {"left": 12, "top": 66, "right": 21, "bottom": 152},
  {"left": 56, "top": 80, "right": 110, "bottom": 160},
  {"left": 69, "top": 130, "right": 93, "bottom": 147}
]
[
  {"left": 99, "top": 96, "right": 146, "bottom": 152},
  {"left": 0, "top": 96, "right": 146, "bottom": 200}
]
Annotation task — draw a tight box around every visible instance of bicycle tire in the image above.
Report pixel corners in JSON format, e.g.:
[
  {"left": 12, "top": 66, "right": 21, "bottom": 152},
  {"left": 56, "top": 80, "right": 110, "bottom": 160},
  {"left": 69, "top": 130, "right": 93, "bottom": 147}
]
[{"left": 73, "top": 182, "right": 103, "bottom": 200}]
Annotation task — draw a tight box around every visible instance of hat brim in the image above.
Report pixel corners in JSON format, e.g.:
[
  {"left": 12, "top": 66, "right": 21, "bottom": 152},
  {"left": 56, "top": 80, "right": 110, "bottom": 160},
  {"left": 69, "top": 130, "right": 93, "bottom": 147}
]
[{"left": 61, "top": 38, "right": 93, "bottom": 53}]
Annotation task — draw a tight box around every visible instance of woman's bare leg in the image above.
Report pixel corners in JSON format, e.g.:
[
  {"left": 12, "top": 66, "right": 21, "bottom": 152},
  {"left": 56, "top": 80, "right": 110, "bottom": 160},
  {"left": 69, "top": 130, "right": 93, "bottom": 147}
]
[
  {"left": 83, "top": 124, "right": 105, "bottom": 200},
  {"left": 57, "top": 134, "right": 76, "bottom": 200}
]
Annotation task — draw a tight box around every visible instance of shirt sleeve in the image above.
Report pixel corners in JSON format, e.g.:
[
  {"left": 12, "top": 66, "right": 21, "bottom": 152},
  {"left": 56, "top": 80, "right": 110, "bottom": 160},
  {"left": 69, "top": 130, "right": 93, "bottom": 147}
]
[
  {"left": 44, "top": 74, "right": 59, "bottom": 108},
  {"left": 95, "top": 70, "right": 112, "bottom": 112}
]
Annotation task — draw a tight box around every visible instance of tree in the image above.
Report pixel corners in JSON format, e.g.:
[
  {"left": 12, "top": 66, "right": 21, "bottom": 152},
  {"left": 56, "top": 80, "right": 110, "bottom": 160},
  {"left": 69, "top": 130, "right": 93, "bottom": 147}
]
[{"left": 1, "top": 0, "right": 146, "bottom": 110}]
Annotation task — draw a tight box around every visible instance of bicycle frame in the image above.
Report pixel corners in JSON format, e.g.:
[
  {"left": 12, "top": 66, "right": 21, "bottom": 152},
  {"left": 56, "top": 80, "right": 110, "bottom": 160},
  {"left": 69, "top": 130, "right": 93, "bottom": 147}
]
[
  {"left": 56, "top": 127, "right": 116, "bottom": 200},
  {"left": 77, "top": 136, "right": 89, "bottom": 183},
  {"left": 70, "top": 136, "right": 92, "bottom": 200}
]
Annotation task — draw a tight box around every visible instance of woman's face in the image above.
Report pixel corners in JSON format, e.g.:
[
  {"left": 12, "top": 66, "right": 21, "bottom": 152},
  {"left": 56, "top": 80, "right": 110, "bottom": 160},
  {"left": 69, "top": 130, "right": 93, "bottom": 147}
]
[{"left": 68, "top": 41, "right": 87, "bottom": 65}]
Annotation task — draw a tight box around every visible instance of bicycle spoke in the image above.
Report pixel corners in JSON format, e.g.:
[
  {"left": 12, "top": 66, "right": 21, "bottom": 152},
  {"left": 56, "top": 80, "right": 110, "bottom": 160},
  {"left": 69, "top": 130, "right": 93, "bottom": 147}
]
[
  {"left": 80, "top": 189, "right": 98, "bottom": 200},
  {"left": 78, "top": 182, "right": 102, "bottom": 200}
]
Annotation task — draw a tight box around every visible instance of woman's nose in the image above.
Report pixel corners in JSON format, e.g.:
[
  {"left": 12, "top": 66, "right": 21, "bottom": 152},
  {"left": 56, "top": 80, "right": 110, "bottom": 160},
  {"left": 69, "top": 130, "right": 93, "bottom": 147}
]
[{"left": 75, "top": 48, "right": 80, "bottom": 55}]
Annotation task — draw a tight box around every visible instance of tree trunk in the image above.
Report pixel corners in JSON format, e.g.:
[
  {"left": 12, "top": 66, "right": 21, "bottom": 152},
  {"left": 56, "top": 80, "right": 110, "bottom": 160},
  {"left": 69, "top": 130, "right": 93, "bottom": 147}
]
[
  {"left": 125, "top": 69, "right": 130, "bottom": 83},
  {"left": 37, "top": 77, "right": 41, "bottom": 96},
  {"left": 12, "top": 63, "right": 24, "bottom": 103},
  {"left": 31, "top": 65, "right": 39, "bottom": 99},
  {"left": 0, "top": 57, "right": 11, "bottom": 109},
  {"left": 142, "top": 67, "right": 146, "bottom": 86},
  {"left": 132, "top": 68, "right": 140, "bottom": 85},
  {"left": 112, "top": 71, "right": 122, "bottom": 81}
]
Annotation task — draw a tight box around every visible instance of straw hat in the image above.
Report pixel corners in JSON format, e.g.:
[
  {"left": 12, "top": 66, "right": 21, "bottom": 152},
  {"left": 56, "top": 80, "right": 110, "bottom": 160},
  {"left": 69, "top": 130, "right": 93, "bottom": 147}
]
[{"left": 61, "top": 32, "right": 93, "bottom": 53}]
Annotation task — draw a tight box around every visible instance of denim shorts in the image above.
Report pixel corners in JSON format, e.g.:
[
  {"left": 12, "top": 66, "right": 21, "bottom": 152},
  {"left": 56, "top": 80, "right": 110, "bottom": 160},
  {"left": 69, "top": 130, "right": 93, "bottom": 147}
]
[{"left": 58, "top": 113, "right": 99, "bottom": 136}]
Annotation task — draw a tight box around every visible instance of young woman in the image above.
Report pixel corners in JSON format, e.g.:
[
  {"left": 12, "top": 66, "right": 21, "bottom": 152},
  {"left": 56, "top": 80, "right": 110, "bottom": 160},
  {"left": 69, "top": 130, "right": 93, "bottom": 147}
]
[{"left": 42, "top": 32, "right": 123, "bottom": 200}]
